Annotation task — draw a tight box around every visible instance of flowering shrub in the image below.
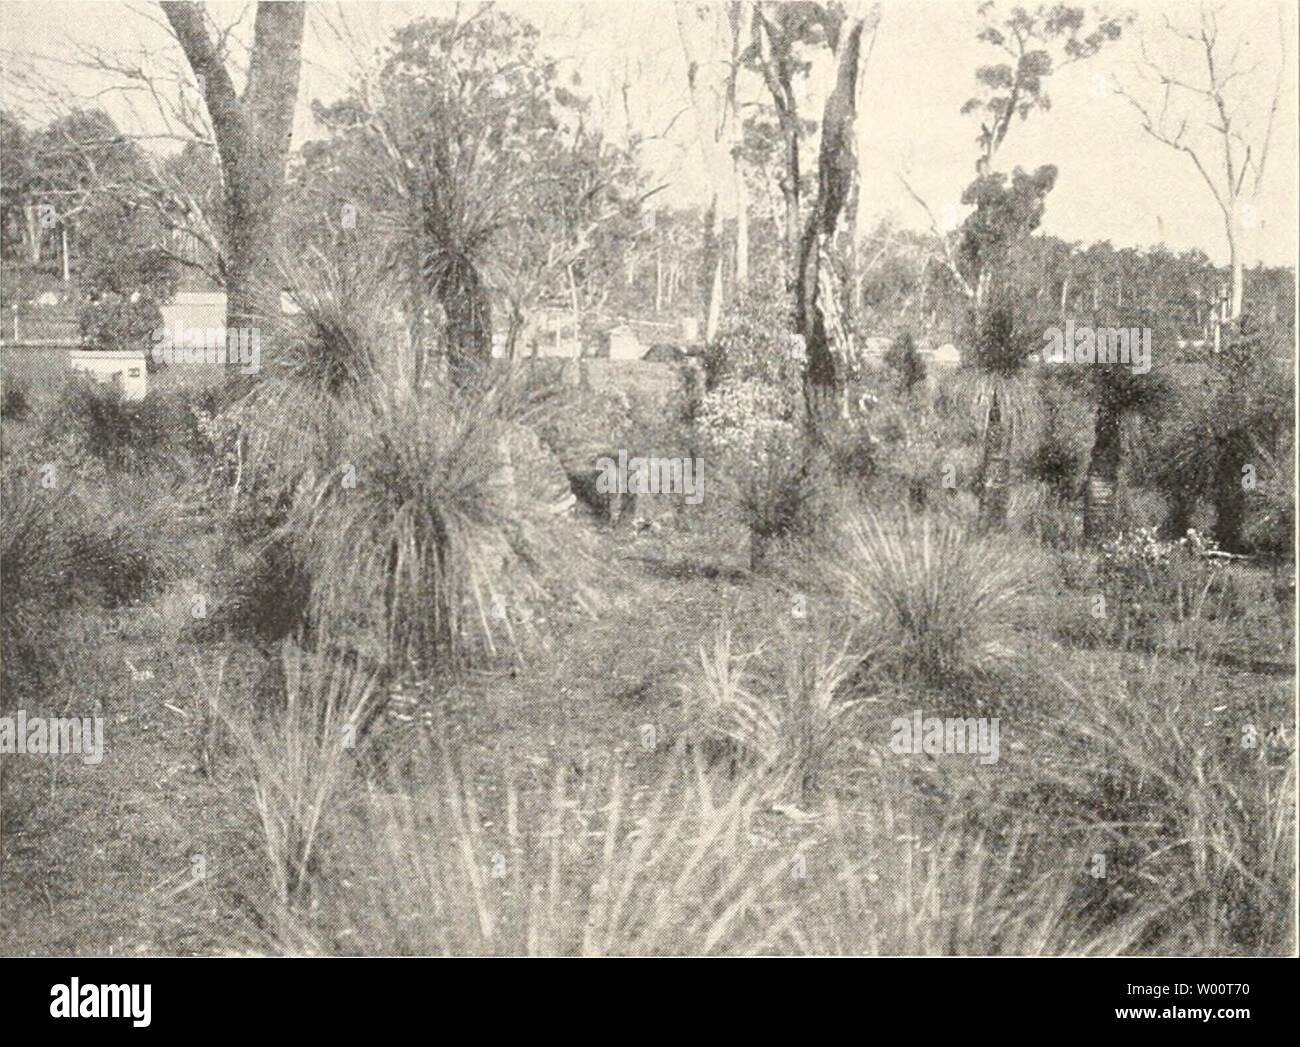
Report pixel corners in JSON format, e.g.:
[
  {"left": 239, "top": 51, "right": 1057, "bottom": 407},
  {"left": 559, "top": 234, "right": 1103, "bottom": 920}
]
[
  {"left": 1100, "top": 527, "right": 1219, "bottom": 573},
  {"left": 696, "top": 377, "right": 815, "bottom": 568},
  {"left": 1098, "top": 527, "right": 1225, "bottom": 648},
  {"left": 696, "top": 379, "right": 797, "bottom": 459},
  {"left": 702, "top": 287, "right": 805, "bottom": 395}
]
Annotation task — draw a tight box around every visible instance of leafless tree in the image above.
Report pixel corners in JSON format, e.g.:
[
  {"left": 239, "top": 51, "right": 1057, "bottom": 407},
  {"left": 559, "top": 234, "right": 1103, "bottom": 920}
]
[
  {"left": 1115, "top": 2, "right": 1288, "bottom": 319},
  {"left": 676, "top": 2, "right": 751, "bottom": 342}
]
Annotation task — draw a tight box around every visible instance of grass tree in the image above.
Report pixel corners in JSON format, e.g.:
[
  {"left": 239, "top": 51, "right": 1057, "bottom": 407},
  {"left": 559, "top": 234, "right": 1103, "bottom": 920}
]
[
  {"left": 306, "top": 9, "right": 642, "bottom": 388},
  {"left": 961, "top": 302, "right": 1038, "bottom": 530},
  {"left": 1079, "top": 360, "right": 1167, "bottom": 545},
  {"left": 1059, "top": 310, "right": 1172, "bottom": 545},
  {"left": 1148, "top": 314, "right": 1292, "bottom": 553}
]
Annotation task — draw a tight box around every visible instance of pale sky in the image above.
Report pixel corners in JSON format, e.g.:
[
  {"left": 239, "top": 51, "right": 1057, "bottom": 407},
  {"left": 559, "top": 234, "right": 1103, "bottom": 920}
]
[{"left": 1, "top": 0, "right": 1296, "bottom": 265}]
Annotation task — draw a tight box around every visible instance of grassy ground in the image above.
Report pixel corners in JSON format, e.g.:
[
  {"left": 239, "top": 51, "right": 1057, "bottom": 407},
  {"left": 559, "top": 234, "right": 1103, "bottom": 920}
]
[
  {"left": 0, "top": 520, "right": 769, "bottom": 954},
  {"left": 1, "top": 500, "right": 1292, "bottom": 954}
]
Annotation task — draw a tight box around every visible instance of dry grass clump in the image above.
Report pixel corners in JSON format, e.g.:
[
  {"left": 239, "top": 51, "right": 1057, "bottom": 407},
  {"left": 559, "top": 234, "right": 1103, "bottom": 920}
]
[
  {"left": 682, "top": 624, "right": 866, "bottom": 806},
  {"left": 833, "top": 507, "right": 1040, "bottom": 683},
  {"left": 282, "top": 741, "right": 801, "bottom": 956}
]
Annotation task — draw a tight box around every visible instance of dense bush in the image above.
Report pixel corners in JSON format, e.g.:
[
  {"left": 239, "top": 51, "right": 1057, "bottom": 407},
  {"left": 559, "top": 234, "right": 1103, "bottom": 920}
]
[
  {"left": 79, "top": 291, "right": 166, "bottom": 359},
  {"left": 36, "top": 376, "right": 186, "bottom": 475},
  {"left": 1, "top": 379, "right": 32, "bottom": 422},
  {"left": 701, "top": 285, "right": 805, "bottom": 394},
  {"left": 1042, "top": 659, "right": 1295, "bottom": 954},
  {"left": 0, "top": 465, "right": 176, "bottom": 702},
  {"left": 0, "top": 468, "right": 80, "bottom": 703},
  {"left": 696, "top": 378, "right": 820, "bottom": 567}
]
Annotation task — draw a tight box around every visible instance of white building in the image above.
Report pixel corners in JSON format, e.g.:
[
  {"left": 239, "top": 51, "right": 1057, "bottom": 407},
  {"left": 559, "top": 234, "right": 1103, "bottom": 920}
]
[
  {"left": 930, "top": 343, "right": 962, "bottom": 367},
  {"left": 69, "top": 349, "right": 148, "bottom": 400},
  {"left": 158, "top": 291, "right": 228, "bottom": 348}
]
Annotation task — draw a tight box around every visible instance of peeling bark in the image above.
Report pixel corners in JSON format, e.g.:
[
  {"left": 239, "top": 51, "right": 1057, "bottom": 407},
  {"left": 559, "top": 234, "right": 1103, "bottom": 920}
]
[
  {"left": 800, "top": 7, "right": 875, "bottom": 396},
  {"left": 162, "top": 2, "right": 306, "bottom": 378}
]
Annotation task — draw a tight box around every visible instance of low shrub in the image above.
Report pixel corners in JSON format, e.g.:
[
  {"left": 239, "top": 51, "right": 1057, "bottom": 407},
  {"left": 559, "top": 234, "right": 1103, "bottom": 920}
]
[
  {"left": 696, "top": 379, "right": 821, "bottom": 568},
  {"left": 1096, "top": 527, "right": 1226, "bottom": 651},
  {"left": 1, "top": 468, "right": 80, "bottom": 703},
  {"left": 0, "top": 465, "right": 176, "bottom": 702},
  {"left": 1, "top": 379, "right": 32, "bottom": 422},
  {"left": 36, "top": 376, "right": 186, "bottom": 475}
]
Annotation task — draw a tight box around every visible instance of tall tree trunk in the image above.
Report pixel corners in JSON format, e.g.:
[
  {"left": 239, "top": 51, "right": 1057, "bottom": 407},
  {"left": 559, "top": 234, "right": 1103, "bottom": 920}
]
[
  {"left": 779, "top": 120, "right": 801, "bottom": 297},
  {"left": 1212, "top": 428, "right": 1251, "bottom": 552},
  {"left": 727, "top": 1, "right": 751, "bottom": 297},
  {"left": 702, "top": 195, "right": 724, "bottom": 343},
  {"left": 734, "top": 148, "right": 749, "bottom": 295},
  {"left": 677, "top": 3, "right": 737, "bottom": 347},
  {"left": 800, "top": 7, "right": 874, "bottom": 397},
  {"left": 1162, "top": 486, "right": 1196, "bottom": 540},
  {"left": 1083, "top": 398, "right": 1122, "bottom": 545},
  {"left": 439, "top": 264, "right": 492, "bottom": 387},
  {"left": 1225, "top": 208, "right": 1244, "bottom": 320},
  {"left": 23, "top": 203, "right": 41, "bottom": 264},
  {"left": 978, "top": 390, "right": 1011, "bottom": 530},
  {"left": 163, "top": 1, "right": 306, "bottom": 381}
]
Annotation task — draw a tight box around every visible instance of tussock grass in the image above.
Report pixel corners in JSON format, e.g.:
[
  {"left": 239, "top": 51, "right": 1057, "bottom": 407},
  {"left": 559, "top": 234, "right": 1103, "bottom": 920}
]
[
  {"left": 200, "top": 642, "right": 382, "bottom": 913},
  {"left": 798, "top": 784, "right": 1167, "bottom": 955},
  {"left": 284, "top": 741, "right": 800, "bottom": 956},
  {"left": 1037, "top": 659, "right": 1295, "bottom": 955},
  {"left": 251, "top": 724, "right": 1176, "bottom": 956},
  {"left": 833, "top": 507, "right": 1040, "bottom": 683},
  {"left": 683, "top": 624, "right": 866, "bottom": 806}
]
